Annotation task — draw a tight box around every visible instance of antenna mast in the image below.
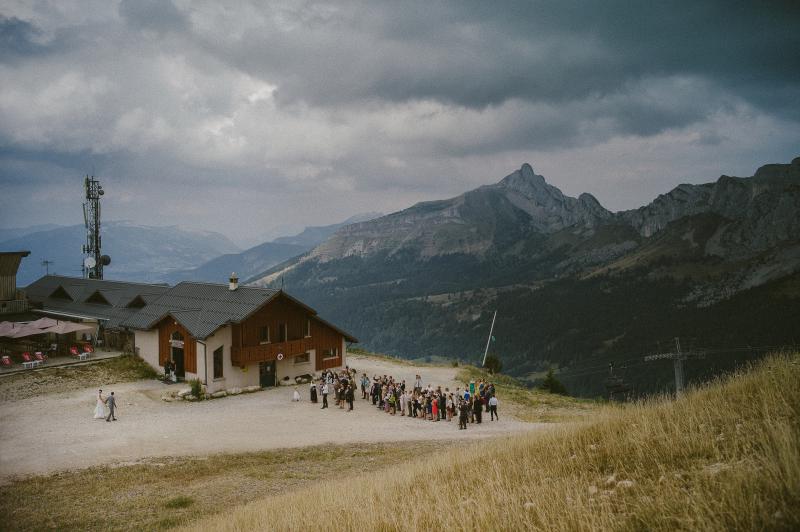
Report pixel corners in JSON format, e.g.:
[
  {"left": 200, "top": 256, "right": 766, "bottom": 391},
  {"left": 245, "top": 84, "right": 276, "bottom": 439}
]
[
  {"left": 81, "top": 175, "right": 110, "bottom": 279},
  {"left": 481, "top": 310, "right": 497, "bottom": 367}
]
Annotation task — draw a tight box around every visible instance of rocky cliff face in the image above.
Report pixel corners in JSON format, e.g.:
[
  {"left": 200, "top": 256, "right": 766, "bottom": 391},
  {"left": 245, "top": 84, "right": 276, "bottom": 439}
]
[
  {"left": 254, "top": 156, "right": 800, "bottom": 290},
  {"left": 309, "top": 163, "right": 614, "bottom": 263},
  {"left": 620, "top": 157, "right": 800, "bottom": 240}
]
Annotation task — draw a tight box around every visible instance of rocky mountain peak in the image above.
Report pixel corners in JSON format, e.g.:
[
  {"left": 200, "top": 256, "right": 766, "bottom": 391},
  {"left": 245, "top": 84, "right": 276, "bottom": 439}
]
[
  {"left": 752, "top": 156, "right": 800, "bottom": 185},
  {"left": 499, "top": 163, "right": 549, "bottom": 194}
]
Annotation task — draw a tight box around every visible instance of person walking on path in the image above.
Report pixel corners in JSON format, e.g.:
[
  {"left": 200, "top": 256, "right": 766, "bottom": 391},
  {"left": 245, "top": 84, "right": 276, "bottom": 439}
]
[
  {"left": 489, "top": 395, "right": 499, "bottom": 420},
  {"left": 93, "top": 389, "right": 106, "bottom": 419},
  {"left": 413, "top": 374, "right": 423, "bottom": 394},
  {"left": 310, "top": 381, "right": 318, "bottom": 403},
  {"left": 458, "top": 399, "right": 468, "bottom": 430},
  {"left": 346, "top": 384, "right": 355, "bottom": 411},
  {"left": 473, "top": 395, "right": 483, "bottom": 424},
  {"left": 321, "top": 382, "right": 329, "bottom": 409},
  {"left": 105, "top": 391, "right": 117, "bottom": 421}
]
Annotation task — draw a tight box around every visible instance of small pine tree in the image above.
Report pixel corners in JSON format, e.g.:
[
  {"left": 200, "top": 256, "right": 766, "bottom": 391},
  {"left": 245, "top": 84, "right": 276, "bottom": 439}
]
[
  {"left": 541, "top": 368, "right": 568, "bottom": 395},
  {"left": 484, "top": 354, "right": 502, "bottom": 375}
]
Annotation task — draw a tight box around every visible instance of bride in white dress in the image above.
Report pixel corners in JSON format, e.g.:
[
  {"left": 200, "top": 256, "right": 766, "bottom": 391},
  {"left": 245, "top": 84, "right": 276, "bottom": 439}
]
[{"left": 93, "top": 389, "right": 106, "bottom": 419}]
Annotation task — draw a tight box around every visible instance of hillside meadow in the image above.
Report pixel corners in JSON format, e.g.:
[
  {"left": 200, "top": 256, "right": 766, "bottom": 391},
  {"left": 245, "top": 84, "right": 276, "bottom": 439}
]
[{"left": 186, "top": 353, "right": 799, "bottom": 531}]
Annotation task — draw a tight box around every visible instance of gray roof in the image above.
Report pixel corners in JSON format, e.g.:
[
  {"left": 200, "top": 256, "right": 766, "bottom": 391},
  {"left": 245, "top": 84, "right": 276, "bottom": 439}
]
[
  {"left": 120, "top": 281, "right": 280, "bottom": 339},
  {"left": 24, "top": 275, "right": 170, "bottom": 328},
  {"left": 25, "top": 275, "right": 357, "bottom": 342}
]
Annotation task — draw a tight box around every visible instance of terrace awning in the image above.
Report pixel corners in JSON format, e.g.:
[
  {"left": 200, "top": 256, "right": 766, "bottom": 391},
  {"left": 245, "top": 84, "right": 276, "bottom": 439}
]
[
  {"left": 26, "top": 317, "right": 60, "bottom": 329},
  {"left": 7, "top": 323, "right": 48, "bottom": 338},
  {"left": 42, "top": 321, "right": 95, "bottom": 335}
]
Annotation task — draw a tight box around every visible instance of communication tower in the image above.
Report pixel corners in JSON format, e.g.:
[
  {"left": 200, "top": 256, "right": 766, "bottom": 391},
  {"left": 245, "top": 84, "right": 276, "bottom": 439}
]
[{"left": 82, "top": 176, "right": 111, "bottom": 279}]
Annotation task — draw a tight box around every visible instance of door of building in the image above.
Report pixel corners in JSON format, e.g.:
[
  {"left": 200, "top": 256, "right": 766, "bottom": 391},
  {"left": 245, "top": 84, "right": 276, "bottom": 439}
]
[
  {"left": 259, "top": 360, "right": 276, "bottom": 387},
  {"left": 170, "top": 331, "right": 185, "bottom": 380}
]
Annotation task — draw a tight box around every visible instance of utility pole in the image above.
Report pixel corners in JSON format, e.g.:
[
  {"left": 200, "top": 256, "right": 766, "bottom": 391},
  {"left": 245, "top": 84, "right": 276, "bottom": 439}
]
[
  {"left": 673, "top": 337, "right": 684, "bottom": 395},
  {"left": 481, "top": 310, "right": 497, "bottom": 367},
  {"left": 643, "top": 337, "right": 703, "bottom": 397}
]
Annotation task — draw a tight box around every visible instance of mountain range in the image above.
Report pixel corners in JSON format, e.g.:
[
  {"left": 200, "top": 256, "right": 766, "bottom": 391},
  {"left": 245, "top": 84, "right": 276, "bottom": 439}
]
[
  {"left": 1, "top": 221, "right": 241, "bottom": 286},
  {"left": 250, "top": 157, "right": 800, "bottom": 396},
  {"left": 160, "top": 212, "right": 382, "bottom": 284},
  {"left": 0, "top": 214, "right": 384, "bottom": 287}
]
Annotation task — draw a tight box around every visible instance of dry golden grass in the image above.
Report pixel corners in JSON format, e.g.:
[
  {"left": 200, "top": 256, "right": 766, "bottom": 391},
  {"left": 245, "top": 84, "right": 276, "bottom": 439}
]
[
  {"left": 186, "top": 353, "right": 800, "bottom": 531},
  {"left": 0, "top": 441, "right": 449, "bottom": 531}
]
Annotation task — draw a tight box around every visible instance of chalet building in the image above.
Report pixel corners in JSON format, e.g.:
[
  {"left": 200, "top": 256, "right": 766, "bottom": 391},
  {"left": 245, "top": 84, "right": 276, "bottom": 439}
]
[
  {"left": 25, "top": 274, "right": 356, "bottom": 392},
  {"left": 0, "top": 251, "right": 31, "bottom": 316},
  {"left": 24, "top": 275, "right": 170, "bottom": 350}
]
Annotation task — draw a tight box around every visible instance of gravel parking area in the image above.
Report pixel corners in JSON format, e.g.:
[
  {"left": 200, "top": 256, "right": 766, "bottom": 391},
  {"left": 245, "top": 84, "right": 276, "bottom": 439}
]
[{"left": 0, "top": 355, "right": 540, "bottom": 480}]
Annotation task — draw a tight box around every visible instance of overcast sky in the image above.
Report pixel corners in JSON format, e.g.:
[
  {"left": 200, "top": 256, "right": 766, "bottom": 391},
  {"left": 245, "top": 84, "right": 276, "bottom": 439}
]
[{"left": 1, "top": 1, "right": 799, "bottom": 247}]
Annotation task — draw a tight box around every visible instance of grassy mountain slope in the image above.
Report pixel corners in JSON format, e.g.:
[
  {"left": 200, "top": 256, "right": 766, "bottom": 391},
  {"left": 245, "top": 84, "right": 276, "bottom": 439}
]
[{"left": 188, "top": 353, "right": 800, "bottom": 531}]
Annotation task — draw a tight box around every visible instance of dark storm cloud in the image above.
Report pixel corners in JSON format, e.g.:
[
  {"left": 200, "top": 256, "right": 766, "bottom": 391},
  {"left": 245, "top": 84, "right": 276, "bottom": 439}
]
[
  {"left": 2, "top": 1, "right": 799, "bottom": 242},
  {"left": 0, "top": 16, "right": 50, "bottom": 61},
  {"left": 0, "top": 146, "right": 111, "bottom": 185},
  {"left": 118, "top": 0, "right": 188, "bottom": 35},
  {"left": 206, "top": 1, "right": 800, "bottom": 124}
]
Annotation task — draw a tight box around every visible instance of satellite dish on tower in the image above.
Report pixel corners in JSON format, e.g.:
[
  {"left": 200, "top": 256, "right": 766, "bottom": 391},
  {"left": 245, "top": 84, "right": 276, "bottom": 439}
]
[
  {"left": 84, "top": 257, "right": 96, "bottom": 269},
  {"left": 100, "top": 255, "right": 111, "bottom": 266}
]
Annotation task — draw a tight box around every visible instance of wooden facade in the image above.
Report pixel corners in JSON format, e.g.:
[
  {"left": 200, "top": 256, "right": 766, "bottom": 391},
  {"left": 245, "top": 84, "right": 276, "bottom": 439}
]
[
  {"left": 158, "top": 317, "right": 197, "bottom": 374},
  {"left": 230, "top": 294, "right": 344, "bottom": 368}
]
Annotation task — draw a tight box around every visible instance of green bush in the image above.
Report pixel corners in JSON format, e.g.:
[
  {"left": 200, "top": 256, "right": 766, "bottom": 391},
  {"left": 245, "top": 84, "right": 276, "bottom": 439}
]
[
  {"left": 189, "top": 378, "right": 203, "bottom": 398},
  {"left": 540, "top": 368, "right": 568, "bottom": 395},
  {"left": 484, "top": 354, "right": 502, "bottom": 374}
]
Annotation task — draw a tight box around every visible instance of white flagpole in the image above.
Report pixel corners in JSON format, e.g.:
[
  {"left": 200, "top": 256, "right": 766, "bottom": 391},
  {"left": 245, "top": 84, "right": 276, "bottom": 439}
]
[{"left": 481, "top": 310, "right": 497, "bottom": 367}]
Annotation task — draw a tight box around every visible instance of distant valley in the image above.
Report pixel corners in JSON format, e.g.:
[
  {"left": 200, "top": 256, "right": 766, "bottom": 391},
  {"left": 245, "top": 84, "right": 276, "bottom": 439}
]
[{"left": 0, "top": 213, "right": 382, "bottom": 287}]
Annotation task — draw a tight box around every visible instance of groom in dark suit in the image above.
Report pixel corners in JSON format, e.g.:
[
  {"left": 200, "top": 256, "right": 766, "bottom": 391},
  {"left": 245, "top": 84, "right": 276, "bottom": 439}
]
[{"left": 105, "top": 391, "right": 117, "bottom": 421}]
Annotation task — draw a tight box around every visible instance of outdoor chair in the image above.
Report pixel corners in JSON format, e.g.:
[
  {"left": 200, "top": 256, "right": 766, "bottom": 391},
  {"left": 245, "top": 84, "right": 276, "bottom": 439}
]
[
  {"left": 21, "top": 352, "right": 40, "bottom": 369},
  {"left": 70, "top": 345, "right": 88, "bottom": 361},
  {"left": 1, "top": 356, "right": 11, "bottom": 367},
  {"left": 34, "top": 352, "right": 47, "bottom": 364},
  {"left": 83, "top": 343, "right": 94, "bottom": 354}
]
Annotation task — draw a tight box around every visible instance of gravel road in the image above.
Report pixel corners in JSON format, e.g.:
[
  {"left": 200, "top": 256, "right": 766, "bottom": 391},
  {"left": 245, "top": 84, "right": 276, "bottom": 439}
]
[{"left": 0, "top": 355, "right": 541, "bottom": 480}]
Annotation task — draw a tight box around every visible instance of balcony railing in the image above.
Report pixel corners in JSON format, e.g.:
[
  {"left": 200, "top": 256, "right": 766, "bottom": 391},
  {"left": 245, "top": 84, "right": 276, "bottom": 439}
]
[{"left": 231, "top": 338, "right": 312, "bottom": 366}]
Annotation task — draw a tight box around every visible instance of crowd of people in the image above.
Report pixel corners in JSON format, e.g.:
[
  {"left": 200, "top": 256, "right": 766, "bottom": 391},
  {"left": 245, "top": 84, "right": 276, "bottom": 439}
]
[{"left": 305, "top": 367, "right": 499, "bottom": 429}]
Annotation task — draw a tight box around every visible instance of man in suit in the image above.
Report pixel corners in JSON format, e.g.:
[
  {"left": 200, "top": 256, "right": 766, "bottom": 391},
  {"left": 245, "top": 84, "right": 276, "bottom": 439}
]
[{"left": 105, "top": 391, "right": 117, "bottom": 421}]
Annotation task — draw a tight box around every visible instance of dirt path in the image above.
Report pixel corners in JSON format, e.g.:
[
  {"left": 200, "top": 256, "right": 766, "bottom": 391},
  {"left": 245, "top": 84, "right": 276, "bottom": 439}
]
[{"left": 0, "top": 355, "right": 542, "bottom": 480}]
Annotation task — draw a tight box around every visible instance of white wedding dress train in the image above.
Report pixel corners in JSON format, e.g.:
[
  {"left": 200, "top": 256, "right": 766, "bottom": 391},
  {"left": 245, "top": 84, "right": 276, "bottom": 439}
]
[{"left": 93, "top": 398, "right": 106, "bottom": 419}]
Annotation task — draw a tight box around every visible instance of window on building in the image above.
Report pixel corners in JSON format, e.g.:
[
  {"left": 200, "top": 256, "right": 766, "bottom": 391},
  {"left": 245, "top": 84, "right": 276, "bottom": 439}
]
[
  {"left": 294, "top": 352, "right": 310, "bottom": 364},
  {"left": 49, "top": 286, "right": 73, "bottom": 300},
  {"left": 213, "top": 346, "right": 224, "bottom": 379},
  {"left": 86, "top": 291, "right": 111, "bottom": 305},
  {"left": 322, "top": 348, "right": 339, "bottom": 359},
  {"left": 126, "top": 295, "right": 146, "bottom": 308},
  {"left": 278, "top": 323, "right": 287, "bottom": 342},
  {"left": 259, "top": 326, "right": 269, "bottom": 343},
  {"left": 305, "top": 319, "right": 311, "bottom": 337}
]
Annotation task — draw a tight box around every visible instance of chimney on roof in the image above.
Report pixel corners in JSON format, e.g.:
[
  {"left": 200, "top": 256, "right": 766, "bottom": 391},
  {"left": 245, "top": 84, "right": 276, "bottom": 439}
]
[{"left": 229, "top": 272, "right": 239, "bottom": 291}]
